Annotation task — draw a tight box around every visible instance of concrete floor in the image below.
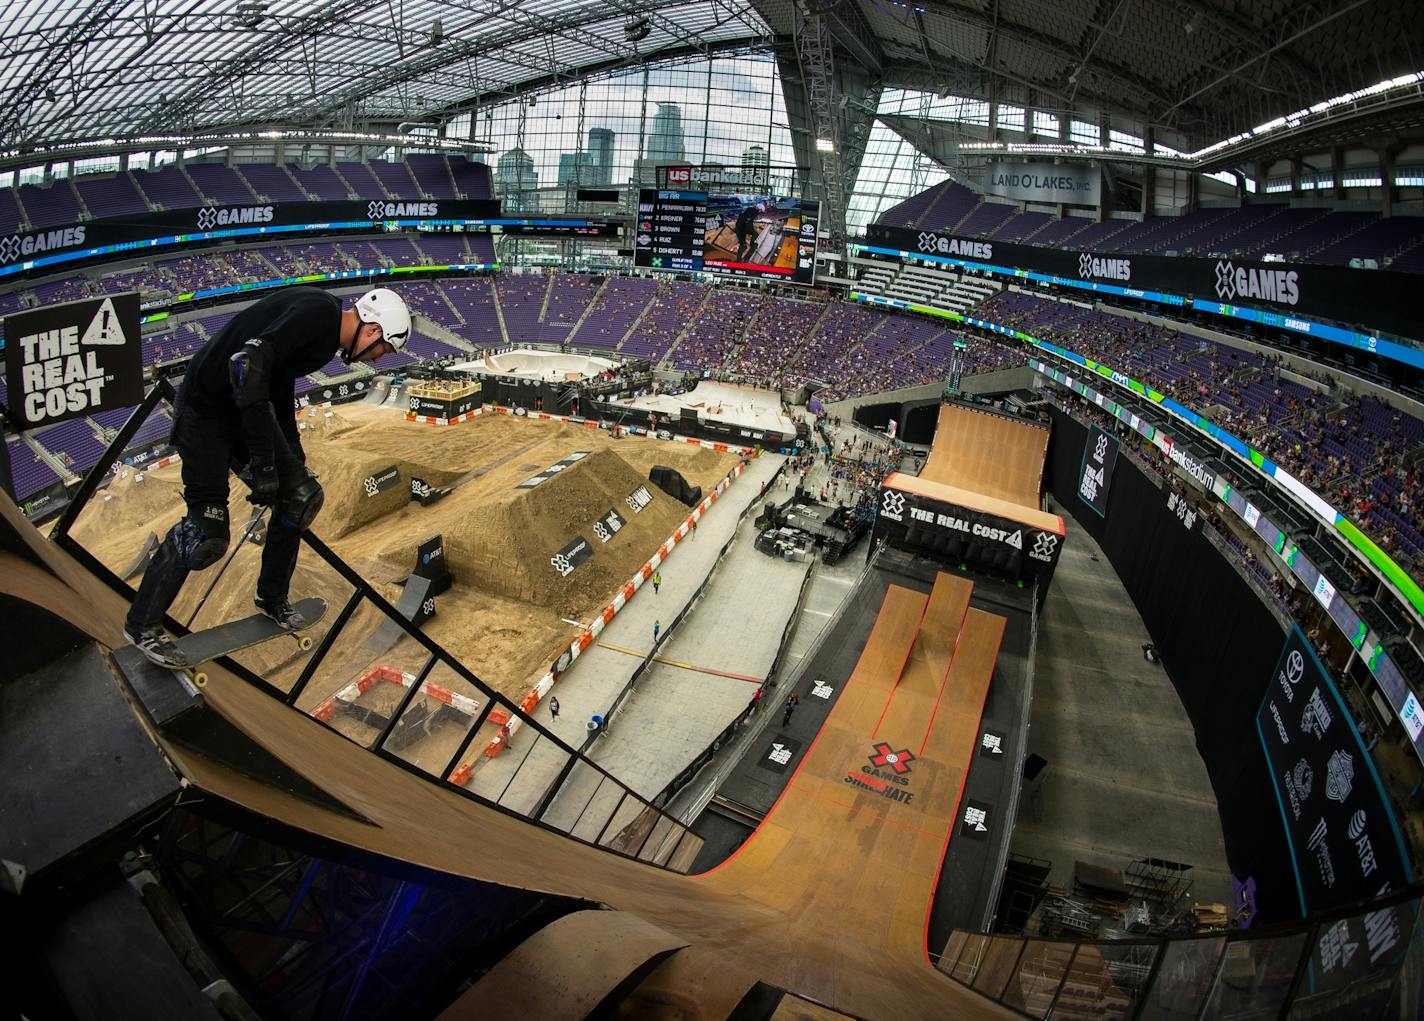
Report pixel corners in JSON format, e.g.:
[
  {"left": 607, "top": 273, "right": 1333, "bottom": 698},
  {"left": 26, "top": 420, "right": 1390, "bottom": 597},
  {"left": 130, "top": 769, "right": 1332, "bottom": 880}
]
[{"left": 1010, "top": 496, "right": 1234, "bottom": 916}]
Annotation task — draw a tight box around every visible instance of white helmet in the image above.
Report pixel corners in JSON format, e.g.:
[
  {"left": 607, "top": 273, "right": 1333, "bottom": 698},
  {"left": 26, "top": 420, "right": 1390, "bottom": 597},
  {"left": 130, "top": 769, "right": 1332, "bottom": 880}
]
[{"left": 354, "top": 288, "right": 411, "bottom": 349}]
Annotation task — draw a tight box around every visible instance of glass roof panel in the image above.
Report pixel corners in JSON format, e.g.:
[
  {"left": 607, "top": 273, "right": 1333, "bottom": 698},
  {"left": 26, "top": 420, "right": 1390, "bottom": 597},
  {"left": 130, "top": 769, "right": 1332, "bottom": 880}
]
[{"left": 0, "top": 0, "right": 770, "bottom": 147}]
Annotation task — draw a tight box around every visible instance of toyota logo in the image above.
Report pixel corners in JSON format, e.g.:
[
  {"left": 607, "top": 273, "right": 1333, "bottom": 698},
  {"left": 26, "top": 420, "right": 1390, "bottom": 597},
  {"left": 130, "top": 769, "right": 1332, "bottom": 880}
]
[
  {"left": 1285, "top": 649, "right": 1304, "bottom": 686},
  {"left": 196, "top": 207, "right": 217, "bottom": 230},
  {"left": 1215, "top": 260, "right": 1237, "bottom": 301}
]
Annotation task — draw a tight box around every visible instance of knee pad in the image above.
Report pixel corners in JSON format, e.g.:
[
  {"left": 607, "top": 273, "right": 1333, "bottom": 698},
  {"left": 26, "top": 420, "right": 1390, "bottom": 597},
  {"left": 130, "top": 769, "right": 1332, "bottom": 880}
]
[
  {"left": 278, "top": 473, "right": 324, "bottom": 532},
  {"left": 171, "top": 506, "right": 229, "bottom": 569}
]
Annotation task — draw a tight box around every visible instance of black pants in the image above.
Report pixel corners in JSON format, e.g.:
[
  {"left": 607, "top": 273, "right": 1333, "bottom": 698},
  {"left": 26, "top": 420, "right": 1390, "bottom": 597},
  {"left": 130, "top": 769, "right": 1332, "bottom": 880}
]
[{"left": 126, "top": 411, "right": 301, "bottom": 630}]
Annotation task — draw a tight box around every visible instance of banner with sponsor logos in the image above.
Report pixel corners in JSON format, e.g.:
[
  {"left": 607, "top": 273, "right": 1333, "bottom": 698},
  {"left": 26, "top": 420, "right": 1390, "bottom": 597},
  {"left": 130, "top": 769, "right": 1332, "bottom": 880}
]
[
  {"left": 1077, "top": 426, "right": 1118, "bottom": 517},
  {"left": 0, "top": 199, "right": 501, "bottom": 272},
  {"left": 3, "top": 293, "right": 143, "bottom": 428},
  {"left": 986, "top": 160, "right": 1100, "bottom": 205},
  {"left": 361, "top": 465, "right": 401, "bottom": 498},
  {"left": 862, "top": 223, "right": 1417, "bottom": 342},
  {"left": 550, "top": 534, "right": 593, "bottom": 578},
  {"left": 1256, "top": 627, "right": 1410, "bottom": 914},
  {"left": 872, "top": 478, "right": 1063, "bottom": 589}
]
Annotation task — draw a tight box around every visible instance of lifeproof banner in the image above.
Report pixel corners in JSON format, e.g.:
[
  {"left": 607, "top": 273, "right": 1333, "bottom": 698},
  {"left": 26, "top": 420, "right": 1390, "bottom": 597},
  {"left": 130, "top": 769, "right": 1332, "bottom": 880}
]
[
  {"left": 1256, "top": 627, "right": 1410, "bottom": 914},
  {"left": 4, "top": 293, "right": 143, "bottom": 428},
  {"left": 1077, "top": 425, "right": 1119, "bottom": 517}
]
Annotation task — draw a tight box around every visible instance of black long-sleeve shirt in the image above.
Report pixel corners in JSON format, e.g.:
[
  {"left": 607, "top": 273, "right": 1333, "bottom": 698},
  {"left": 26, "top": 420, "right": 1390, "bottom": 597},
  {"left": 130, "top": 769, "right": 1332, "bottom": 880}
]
[{"left": 181, "top": 286, "right": 341, "bottom": 455}]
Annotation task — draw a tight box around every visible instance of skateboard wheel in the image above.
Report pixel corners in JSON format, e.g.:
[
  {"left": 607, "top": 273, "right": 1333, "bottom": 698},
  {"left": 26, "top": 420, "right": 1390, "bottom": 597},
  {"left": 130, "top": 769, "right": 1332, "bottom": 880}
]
[
  {"left": 297, "top": 635, "right": 313, "bottom": 651},
  {"left": 193, "top": 672, "right": 208, "bottom": 687}
]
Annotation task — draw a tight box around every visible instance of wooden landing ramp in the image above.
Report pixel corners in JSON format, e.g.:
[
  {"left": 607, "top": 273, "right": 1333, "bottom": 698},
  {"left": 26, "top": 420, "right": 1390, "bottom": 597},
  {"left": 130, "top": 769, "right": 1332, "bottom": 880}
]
[
  {"left": 703, "top": 574, "right": 1006, "bottom": 1005},
  {"left": 0, "top": 492, "right": 1016, "bottom": 1020}
]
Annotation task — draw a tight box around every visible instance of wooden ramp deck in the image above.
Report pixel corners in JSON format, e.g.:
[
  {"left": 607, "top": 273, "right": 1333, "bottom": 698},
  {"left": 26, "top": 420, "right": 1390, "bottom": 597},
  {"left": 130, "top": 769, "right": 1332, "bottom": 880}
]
[
  {"left": 1, "top": 492, "right": 1014, "bottom": 1020},
  {"left": 922, "top": 402, "right": 1049, "bottom": 511}
]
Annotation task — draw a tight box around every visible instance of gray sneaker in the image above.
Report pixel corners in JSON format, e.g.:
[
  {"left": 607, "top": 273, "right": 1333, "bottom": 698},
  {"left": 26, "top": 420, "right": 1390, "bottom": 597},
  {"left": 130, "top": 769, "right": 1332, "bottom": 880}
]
[
  {"left": 254, "top": 596, "right": 309, "bottom": 631},
  {"left": 125, "top": 624, "right": 189, "bottom": 668}
]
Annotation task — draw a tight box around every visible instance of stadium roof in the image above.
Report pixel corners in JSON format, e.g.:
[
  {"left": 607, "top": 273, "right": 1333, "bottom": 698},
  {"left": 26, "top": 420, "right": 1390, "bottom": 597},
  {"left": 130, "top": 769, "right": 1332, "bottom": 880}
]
[{"left": 0, "top": 0, "right": 1418, "bottom": 154}]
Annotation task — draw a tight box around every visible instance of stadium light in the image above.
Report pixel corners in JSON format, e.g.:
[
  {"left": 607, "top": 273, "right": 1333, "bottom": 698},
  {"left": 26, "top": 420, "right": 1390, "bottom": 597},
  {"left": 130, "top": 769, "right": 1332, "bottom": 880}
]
[{"left": 816, "top": 138, "right": 834, "bottom": 152}]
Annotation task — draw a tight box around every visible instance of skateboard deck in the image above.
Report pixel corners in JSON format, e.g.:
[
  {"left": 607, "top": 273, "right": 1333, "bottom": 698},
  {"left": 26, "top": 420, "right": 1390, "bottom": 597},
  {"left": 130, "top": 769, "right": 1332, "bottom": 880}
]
[{"left": 175, "top": 596, "right": 327, "bottom": 686}]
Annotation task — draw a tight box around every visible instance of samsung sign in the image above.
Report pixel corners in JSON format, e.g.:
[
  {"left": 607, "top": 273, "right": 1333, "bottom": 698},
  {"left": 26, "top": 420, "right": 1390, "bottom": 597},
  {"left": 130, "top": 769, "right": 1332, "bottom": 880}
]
[{"left": 987, "top": 161, "right": 1101, "bottom": 205}]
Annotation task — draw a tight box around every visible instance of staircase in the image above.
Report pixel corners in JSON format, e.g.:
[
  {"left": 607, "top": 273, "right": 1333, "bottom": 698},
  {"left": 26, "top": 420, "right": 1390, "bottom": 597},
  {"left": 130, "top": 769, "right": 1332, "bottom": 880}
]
[
  {"left": 12, "top": 185, "right": 32, "bottom": 230},
  {"left": 431, "top": 280, "right": 467, "bottom": 326},
  {"left": 70, "top": 180, "right": 93, "bottom": 222},
  {"left": 914, "top": 183, "right": 951, "bottom": 229},
  {"left": 22, "top": 433, "right": 76, "bottom": 482},
  {"left": 329, "top": 163, "right": 359, "bottom": 200},
  {"left": 566, "top": 277, "right": 609, "bottom": 341},
  {"left": 614, "top": 291, "right": 659, "bottom": 351},
  {"left": 127, "top": 171, "right": 158, "bottom": 211},
  {"left": 657, "top": 287, "right": 717, "bottom": 370},
  {"left": 281, "top": 163, "right": 314, "bottom": 200},
  {"left": 178, "top": 165, "right": 204, "bottom": 204},
  {"left": 490, "top": 278, "right": 512, "bottom": 346},
  {"left": 535, "top": 273, "right": 555, "bottom": 322}
]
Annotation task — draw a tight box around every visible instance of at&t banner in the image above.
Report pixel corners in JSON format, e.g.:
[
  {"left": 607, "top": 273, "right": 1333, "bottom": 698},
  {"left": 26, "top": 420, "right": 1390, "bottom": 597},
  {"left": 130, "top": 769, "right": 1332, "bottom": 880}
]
[{"left": 1256, "top": 627, "right": 1410, "bottom": 914}]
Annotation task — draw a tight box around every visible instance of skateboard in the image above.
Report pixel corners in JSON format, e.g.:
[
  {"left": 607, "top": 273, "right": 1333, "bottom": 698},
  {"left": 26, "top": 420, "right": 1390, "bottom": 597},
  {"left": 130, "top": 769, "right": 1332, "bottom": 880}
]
[{"left": 173, "top": 596, "right": 327, "bottom": 687}]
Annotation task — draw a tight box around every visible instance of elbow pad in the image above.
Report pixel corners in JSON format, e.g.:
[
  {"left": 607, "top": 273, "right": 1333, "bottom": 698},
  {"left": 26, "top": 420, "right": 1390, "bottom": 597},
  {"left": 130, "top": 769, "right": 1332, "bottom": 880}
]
[{"left": 229, "top": 339, "right": 272, "bottom": 410}]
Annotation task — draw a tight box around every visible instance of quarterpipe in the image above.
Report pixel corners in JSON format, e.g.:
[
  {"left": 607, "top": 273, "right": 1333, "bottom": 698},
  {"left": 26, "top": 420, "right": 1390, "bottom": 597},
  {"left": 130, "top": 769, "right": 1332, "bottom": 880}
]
[
  {"left": 876, "top": 401, "right": 1064, "bottom": 589},
  {"left": 921, "top": 401, "right": 1050, "bottom": 512},
  {"left": 2, "top": 487, "right": 1015, "bottom": 1019}
]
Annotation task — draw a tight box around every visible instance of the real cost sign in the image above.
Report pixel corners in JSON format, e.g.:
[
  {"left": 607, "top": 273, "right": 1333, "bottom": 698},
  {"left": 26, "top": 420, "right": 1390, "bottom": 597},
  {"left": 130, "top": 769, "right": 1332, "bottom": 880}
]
[{"left": 4, "top": 292, "right": 143, "bottom": 428}]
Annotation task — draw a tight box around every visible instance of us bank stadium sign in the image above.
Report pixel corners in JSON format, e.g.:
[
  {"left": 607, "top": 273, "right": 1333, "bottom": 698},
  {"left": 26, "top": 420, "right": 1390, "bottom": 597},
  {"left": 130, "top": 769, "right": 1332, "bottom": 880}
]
[
  {"left": 863, "top": 223, "right": 1414, "bottom": 342},
  {"left": 0, "top": 198, "right": 500, "bottom": 268}
]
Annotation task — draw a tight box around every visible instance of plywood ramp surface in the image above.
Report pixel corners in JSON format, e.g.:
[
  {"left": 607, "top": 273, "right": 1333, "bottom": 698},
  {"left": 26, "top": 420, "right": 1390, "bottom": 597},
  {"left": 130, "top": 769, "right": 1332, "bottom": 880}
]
[
  {"left": 701, "top": 575, "right": 1006, "bottom": 1007},
  {"left": 923, "top": 403, "right": 1048, "bottom": 511},
  {"left": 439, "top": 909, "right": 687, "bottom": 1019},
  {"left": 0, "top": 497, "right": 1016, "bottom": 1020}
]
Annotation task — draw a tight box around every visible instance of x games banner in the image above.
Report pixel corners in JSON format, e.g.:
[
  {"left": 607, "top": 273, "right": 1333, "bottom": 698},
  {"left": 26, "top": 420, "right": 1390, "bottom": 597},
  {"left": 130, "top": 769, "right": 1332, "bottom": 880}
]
[
  {"left": 1257, "top": 627, "right": 1410, "bottom": 915},
  {"left": 863, "top": 223, "right": 1417, "bottom": 342},
  {"left": 0, "top": 199, "right": 501, "bottom": 273}
]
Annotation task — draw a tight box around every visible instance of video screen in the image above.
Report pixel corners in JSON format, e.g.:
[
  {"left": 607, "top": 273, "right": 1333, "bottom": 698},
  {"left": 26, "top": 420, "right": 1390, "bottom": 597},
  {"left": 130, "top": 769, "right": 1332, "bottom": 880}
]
[{"left": 703, "top": 194, "right": 818, "bottom": 285}]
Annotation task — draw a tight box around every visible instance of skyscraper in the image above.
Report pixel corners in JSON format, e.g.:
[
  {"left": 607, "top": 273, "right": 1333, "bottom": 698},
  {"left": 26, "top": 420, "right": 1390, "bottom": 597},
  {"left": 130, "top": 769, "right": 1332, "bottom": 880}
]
[
  {"left": 587, "top": 128, "right": 614, "bottom": 186},
  {"left": 495, "top": 146, "right": 538, "bottom": 212},
  {"left": 741, "top": 144, "right": 769, "bottom": 189},
  {"left": 645, "top": 103, "right": 685, "bottom": 163},
  {"left": 557, "top": 151, "right": 596, "bottom": 187}
]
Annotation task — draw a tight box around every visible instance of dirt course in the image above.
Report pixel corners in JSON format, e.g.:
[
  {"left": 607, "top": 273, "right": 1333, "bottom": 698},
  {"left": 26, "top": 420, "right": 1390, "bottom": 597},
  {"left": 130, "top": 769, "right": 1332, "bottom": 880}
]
[{"left": 70, "top": 404, "right": 740, "bottom": 709}]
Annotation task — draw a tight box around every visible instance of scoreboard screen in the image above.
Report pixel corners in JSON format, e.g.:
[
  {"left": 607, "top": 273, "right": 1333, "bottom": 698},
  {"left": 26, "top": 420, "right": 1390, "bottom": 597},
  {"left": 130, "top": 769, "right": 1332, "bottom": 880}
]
[
  {"left": 704, "top": 193, "right": 819, "bottom": 285},
  {"left": 634, "top": 189, "right": 707, "bottom": 272}
]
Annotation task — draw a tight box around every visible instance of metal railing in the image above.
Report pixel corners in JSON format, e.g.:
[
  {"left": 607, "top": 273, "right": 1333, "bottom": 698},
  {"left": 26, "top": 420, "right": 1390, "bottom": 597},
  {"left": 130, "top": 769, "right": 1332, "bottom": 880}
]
[
  {"left": 50, "top": 385, "right": 706, "bottom": 873},
  {"left": 934, "top": 881, "right": 1423, "bottom": 1021}
]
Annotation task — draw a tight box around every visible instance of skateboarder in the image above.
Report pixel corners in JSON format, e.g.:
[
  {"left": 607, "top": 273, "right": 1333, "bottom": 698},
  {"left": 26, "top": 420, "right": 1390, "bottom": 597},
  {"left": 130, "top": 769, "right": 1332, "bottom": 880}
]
[
  {"left": 733, "top": 203, "right": 759, "bottom": 262},
  {"left": 124, "top": 285, "right": 412, "bottom": 666}
]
